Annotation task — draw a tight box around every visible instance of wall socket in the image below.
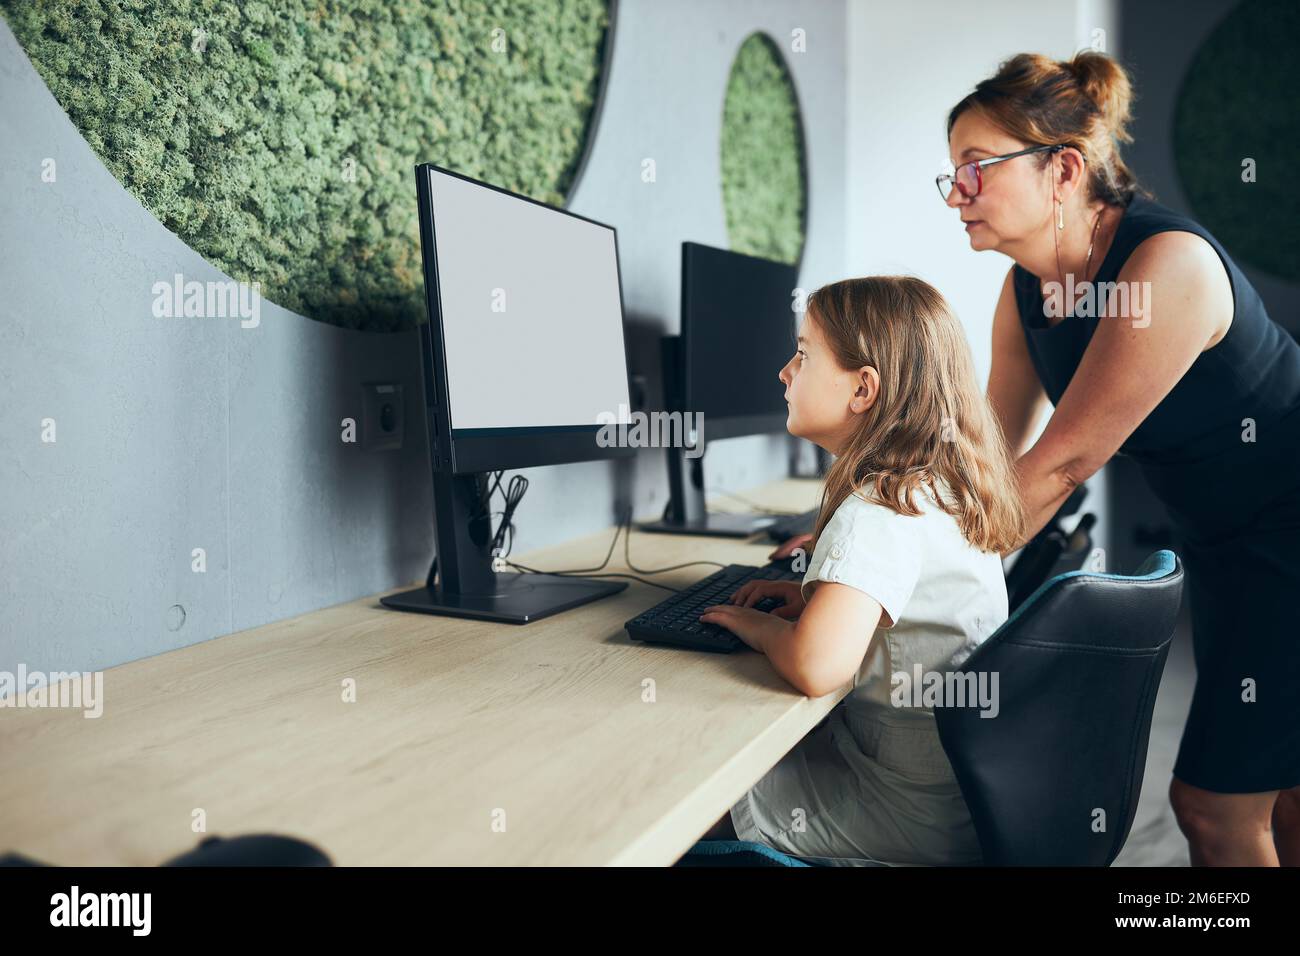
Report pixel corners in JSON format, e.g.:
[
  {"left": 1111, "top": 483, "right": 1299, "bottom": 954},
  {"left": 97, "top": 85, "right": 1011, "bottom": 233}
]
[{"left": 361, "top": 382, "right": 404, "bottom": 451}]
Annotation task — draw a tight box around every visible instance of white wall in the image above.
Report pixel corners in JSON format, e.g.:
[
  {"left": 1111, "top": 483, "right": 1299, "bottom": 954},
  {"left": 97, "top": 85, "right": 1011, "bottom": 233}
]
[{"left": 845, "top": 0, "right": 1118, "bottom": 559}]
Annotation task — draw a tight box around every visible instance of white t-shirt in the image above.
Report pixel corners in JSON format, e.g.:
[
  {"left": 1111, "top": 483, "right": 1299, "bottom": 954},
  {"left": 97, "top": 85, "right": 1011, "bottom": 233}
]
[
  {"left": 729, "top": 477, "right": 1009, "bottom": 865},
  {"left": 800, "top": 478, "right": 1008, "bottom": 726}
]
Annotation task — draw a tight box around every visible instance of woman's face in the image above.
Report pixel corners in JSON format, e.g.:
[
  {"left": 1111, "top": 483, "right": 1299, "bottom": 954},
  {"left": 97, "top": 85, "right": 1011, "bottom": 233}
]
[
  {"left": 777, "top": 311, "right": 875, "bottom": 455},
  {"left": 945, "top": 110, "right": 1053, "bottom": 252}
]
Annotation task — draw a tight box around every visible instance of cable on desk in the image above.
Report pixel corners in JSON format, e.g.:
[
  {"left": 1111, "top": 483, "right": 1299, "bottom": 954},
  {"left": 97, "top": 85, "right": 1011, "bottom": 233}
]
[
  {"left": 506, "top": 506, "right": 727, "bottom": 592},
  {"left": 690, "top": 446, "right": 803, "bottom": 517}
]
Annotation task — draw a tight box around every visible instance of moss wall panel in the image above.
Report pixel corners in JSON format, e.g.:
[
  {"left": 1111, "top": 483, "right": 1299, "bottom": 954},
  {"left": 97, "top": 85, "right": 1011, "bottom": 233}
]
[
  {"left": 720, "top": 31, "right": 807, "bottom": 267},
  {"left": 1, "top": 0, "right": 611, "bottom": 331}
]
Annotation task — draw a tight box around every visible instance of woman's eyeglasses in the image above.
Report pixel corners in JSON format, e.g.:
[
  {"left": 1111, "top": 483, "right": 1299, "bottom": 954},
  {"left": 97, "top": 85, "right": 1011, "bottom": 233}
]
[{"left": 935, "top": 144, "right": 1064, "bottom": 201}]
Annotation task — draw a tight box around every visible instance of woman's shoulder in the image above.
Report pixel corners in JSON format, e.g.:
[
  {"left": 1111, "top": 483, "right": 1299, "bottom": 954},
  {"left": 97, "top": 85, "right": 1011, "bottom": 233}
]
[
  {"left": 1109, "top": 197, "right": 1238, "bottom": 315},
  {"left": 1121, "top": 192, "right": 1192, "bottom": 228},
  {"left": 1109, "top": 193, "right": 1220, "bottom": 263}
]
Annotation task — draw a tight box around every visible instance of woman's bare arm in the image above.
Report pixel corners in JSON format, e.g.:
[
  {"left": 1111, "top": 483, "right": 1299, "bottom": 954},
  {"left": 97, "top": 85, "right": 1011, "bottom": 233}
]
[
  {"left": 1008, "top": 231, "right": 1230, "bottom": 550},
  {"left": 987, "top": 265, "right": 1052, "bottom": 459}
]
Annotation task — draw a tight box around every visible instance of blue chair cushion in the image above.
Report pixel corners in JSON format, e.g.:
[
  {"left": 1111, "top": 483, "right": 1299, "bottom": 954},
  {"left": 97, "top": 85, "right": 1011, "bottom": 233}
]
[{"left": 676, "top": 839, "right": 811, "bottom": 867}]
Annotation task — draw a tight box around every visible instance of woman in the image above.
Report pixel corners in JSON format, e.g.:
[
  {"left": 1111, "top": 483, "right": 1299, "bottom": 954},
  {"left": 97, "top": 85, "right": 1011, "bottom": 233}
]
[{"left": 940, "top": 50, "right": 1300, "bottom": 865}]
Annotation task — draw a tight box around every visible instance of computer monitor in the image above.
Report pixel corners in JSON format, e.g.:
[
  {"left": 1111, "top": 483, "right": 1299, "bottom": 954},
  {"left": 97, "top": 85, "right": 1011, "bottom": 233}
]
[
  {"left": 640, "top": 241, "right": 800, "bottom": 538},
  {"left": 681, "top": 241, "right": 796, "bottom": 440},
  {"left": 381, "top": 163, "right": 635, "bottom": 624}
]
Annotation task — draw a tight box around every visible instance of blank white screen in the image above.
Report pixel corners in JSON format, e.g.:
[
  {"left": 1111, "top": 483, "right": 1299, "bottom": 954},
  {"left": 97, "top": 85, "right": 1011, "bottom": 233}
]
[{"left": 428, "top": 169, "right": 631, "bottom": 431}]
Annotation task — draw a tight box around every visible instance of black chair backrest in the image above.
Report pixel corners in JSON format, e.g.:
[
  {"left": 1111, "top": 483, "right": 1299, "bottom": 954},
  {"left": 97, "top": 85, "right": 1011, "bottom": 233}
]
[
  {"left": 1005, "top": 485, "right": 1091, "bottom": 612},
  {"left": 936, "top": 550, "right": 1183, "bottom": 866}
]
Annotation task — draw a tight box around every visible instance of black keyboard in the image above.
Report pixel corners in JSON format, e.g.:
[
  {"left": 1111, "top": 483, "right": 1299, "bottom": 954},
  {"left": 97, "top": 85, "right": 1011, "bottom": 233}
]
[
  {"left": 625, "top": 562, "right": 801, "bottom": 653},
  {"left": 764, "top": 508, "right": 818, "bottom": 542}
]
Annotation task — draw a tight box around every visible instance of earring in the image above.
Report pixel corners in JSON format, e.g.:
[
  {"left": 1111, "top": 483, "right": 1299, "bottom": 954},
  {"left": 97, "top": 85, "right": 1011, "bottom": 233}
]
[{"left": 1056, "top": 199, "right": 1064, "bottom": 230}]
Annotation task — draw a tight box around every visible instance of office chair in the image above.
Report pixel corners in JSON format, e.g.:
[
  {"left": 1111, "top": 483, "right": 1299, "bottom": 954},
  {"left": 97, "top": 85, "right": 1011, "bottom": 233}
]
[
  {"left": 676, "top": 549, "right": 1183, "bottom": 867},
  {"left": 936, "top": 548, "right": 1182, "bottom": 865},
  {"left": 1004, "top": 484, "right": 1095, "bottom": 612}
]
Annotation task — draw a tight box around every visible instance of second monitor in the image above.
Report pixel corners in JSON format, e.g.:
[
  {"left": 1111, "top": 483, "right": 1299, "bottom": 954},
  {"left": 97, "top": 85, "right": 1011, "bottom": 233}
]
[{"left": 640, "top": 241, "right": 800, "bottom": 538}]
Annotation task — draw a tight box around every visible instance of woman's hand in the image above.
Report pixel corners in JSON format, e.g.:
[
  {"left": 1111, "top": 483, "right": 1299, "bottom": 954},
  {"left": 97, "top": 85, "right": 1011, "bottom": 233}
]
[
  {"left": 726, "top": 580, "right": 806, "bottom": 620},
  {"left": 768, "top": 533, "right": 813, "bottom": 561},
  {"left": 697, "top": 603, "right": 795, "bottom": 654}
]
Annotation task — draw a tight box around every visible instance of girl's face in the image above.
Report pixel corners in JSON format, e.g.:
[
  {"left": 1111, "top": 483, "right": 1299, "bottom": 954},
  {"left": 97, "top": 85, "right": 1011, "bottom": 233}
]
[
  {"left": 945, "top": 110, "right": 1053, "bottom": 252},
  {"left": 778, "top": 311, "right": 878, "bottom": 455}
]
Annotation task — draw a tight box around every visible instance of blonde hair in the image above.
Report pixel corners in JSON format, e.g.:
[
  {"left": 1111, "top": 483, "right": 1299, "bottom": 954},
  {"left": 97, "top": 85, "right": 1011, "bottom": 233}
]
[
  {"left": 947, "top": 50, "right": 1145, "bottom": 207},
  {"left": 806, "top": 276, "right": 1025, "bottom": 555}
]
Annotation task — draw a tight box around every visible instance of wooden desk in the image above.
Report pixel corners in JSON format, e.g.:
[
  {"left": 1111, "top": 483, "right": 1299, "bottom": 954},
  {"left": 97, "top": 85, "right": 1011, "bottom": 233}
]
[{"left": 0, "top": 479, "right": 839, "bottom": 866}]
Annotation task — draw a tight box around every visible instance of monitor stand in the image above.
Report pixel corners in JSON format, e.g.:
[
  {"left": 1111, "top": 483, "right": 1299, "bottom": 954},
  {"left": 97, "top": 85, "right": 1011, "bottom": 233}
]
[
  {"left": 816, "top": 446, "right": 831, "bottom": 476},
  {"left": 637, "top": 447, "right": 778, "bottom": 539},
  {"left": 381, "top": 472, "right": 626, "bottom": 624},
  {"left": 789, "top": 440, "right": 831, "bottom": 479}
]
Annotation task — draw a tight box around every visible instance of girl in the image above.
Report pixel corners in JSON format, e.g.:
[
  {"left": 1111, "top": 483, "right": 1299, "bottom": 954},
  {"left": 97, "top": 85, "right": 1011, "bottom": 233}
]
[{"left": 697, "top": 275, "right": 1025, "bottom": 865}]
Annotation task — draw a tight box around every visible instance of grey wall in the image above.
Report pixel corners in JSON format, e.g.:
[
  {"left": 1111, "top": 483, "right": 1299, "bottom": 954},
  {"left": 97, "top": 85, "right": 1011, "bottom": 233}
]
[
  {"left": 1107, "top": 0, "right": 1299, "bottom": 572},
  {"left": 0, "top": 1, "right": 847, "bottom": 677},
  {"left": 1121, "top": 0, "right": 1298, "bottom": 338}
]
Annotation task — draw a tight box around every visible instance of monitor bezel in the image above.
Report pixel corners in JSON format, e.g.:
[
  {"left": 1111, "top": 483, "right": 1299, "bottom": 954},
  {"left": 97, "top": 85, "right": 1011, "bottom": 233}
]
[{"left": 415, "top": 163, "right": 636, "bottom": 474}]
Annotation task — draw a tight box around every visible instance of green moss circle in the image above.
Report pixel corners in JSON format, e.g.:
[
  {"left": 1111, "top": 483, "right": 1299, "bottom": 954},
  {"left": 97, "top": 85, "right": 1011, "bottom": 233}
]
[
  {"left": 720, "top": 32, "right": 807, "bottom": 266},
  {"left": 1, "top": 0, "right": 611, "bottom": 331},
  {"left": 1173, "top": 0, "right": 1299, "bottom": 280}
]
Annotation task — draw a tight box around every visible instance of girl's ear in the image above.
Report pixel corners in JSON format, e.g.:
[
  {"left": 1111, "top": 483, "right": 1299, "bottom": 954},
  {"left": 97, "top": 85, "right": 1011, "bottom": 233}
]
[{"left": 850, "top": 365, "right": 880, "bottom": 413}]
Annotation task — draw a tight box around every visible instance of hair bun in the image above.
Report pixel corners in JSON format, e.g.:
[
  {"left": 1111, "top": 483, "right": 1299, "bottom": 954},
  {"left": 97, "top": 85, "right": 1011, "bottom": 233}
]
[
  {"left": 1066, "top": 50, "right": 1134, "bottom": 143},
  {"left": 949, "top": 49, "right": 1143, "bottom": 205}
]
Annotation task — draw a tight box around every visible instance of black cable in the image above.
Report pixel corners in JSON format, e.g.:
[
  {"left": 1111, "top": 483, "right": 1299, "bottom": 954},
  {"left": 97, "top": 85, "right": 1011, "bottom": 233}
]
[
  {"left": 505, "top": 560, "right": 680, "bottom": 593},
  {"left": 489, "top": 473, "right": 528, "bottom": 558},
  {"left": 619, "top": 506, "right": 726, "bottom": 576},
  {"left": 505, "top": 505, "right": 726, "bottom": 592},
  {"left": 428, "top": 470, "right": 523, "bottom": 587},
  {"left": 692, "top": 445, "right": 800, "bottom": 516},
  {"left": 433, "top": 478, "right": 732, "bottom": 593}
]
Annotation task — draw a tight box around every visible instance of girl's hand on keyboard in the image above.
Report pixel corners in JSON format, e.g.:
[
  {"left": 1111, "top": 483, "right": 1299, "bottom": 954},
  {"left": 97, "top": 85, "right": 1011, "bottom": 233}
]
[
  {"left": 727, "top": 580, "right": 805, "bottom": 620},
  {"left": 698, "top": 603, "right": 795, "bottom": 654}
]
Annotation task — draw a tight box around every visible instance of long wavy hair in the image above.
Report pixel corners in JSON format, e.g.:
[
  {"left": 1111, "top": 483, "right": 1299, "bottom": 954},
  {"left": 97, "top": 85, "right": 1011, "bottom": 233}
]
[{"left": 806, "top": 276, "right": 1025, "bottom": 555}]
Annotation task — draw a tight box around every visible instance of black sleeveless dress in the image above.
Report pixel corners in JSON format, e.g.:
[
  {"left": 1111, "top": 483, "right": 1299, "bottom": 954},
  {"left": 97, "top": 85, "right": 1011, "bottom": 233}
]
[{"left": 1013, "top": 193, "right": 1300, "bottom": 795}]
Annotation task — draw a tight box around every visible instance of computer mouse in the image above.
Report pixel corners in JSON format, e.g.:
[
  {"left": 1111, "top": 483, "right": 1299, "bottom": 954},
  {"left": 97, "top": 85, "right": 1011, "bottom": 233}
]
[{"left": 162, "top": 833, "right": 332, "bottom": 867}]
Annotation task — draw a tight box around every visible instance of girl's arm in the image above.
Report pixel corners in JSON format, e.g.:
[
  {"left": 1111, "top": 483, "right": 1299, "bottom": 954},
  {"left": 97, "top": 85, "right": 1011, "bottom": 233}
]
[
  {"left": 779, "top": 581, "right": 883, "bottom": 698},
  {"left": 700, "top": 580, "right": 882, "bottom": 698}
]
